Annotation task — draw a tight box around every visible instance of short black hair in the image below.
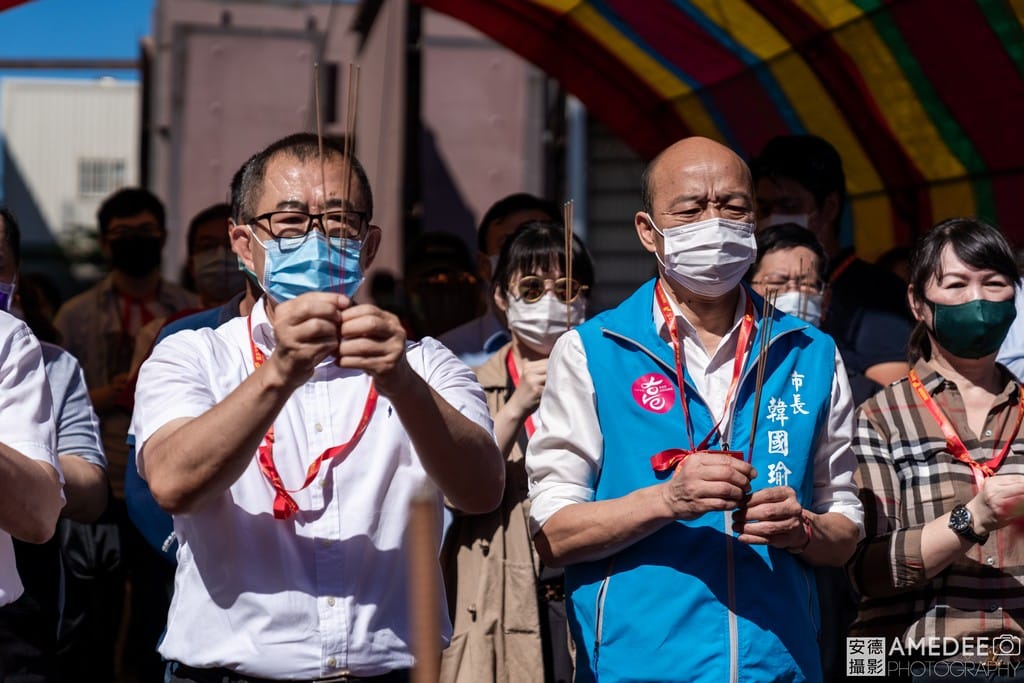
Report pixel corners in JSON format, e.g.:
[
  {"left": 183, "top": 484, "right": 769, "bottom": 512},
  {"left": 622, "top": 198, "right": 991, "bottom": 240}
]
[
  {"left": 187, "top": 203, "right": 232, "bottom": 255},
  {"left": 476, "top": 193, "right": 559, "bottom": 254},
  {"left": 0, "top": 207, "right": 20, "bottom": 263},
  {"left": 751, "top": 135, "right": 846, "bottom": 219},
  {"left": 746, "top": 222, "right": 828, "bottom": 284},
  {"left": 492, "top": 220, "right": 594, "bottom": 299},
  {"left": 97, "top": 187, "right": 166, "bottom": 239},
  {"left": 230, "top": 156, "right": 254, "bottom": 222},
  {"left": 237, "top": 132, "right": 372, "bottom": 224},
  {"left": 907, "top": 216, "right": 1019, "bottom": 361}
]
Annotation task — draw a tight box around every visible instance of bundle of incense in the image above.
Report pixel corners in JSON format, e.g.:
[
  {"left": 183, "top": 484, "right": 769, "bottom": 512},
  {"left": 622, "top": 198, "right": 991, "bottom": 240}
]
[{"left": 746, "top": 290, "right": 778, "bottom": 463}]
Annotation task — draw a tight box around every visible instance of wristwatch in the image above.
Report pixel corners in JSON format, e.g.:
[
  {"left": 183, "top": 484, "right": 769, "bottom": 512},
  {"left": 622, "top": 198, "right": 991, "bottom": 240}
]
[{"left": 948, "top": 504, "right": 990, "bottom": 544}]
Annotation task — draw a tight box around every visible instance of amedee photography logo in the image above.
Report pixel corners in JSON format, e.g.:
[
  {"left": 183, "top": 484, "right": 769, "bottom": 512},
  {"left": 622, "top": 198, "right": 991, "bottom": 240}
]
[{"left": 847, "top": 635, "right": 1023, "bottom": 679}]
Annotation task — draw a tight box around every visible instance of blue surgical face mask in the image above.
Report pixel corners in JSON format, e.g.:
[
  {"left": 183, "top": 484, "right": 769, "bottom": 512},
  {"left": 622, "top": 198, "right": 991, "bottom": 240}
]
[{"left": 254, "top": 229, "right": 364, "bottom": 303}]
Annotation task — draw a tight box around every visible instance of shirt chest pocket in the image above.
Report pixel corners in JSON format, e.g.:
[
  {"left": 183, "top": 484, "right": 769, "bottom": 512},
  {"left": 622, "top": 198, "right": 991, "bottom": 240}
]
[{"left": 898, "top": 442, "right": 965, "bottom": 525}]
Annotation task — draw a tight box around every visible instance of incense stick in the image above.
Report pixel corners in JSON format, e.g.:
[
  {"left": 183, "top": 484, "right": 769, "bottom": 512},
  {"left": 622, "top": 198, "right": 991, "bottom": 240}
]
[
  {"left": 563, "top": 200, "right": 574, "bottom": 328},
  {"left": 747, "top": 290, "right": 778, "bottom": 462},
  {"left": 407, "top": 482, "right": 441, "bottom": 683}
]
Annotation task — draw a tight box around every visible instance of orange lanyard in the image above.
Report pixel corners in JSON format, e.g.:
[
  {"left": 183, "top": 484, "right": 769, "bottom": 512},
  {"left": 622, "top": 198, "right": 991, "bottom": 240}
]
[
  {"left": 650, "top": 282, "right": 755, "bottom": 472},
  {"left": 247, "top": 315, "right": 378, "bottom": 520},
  {"left": 505, "top": 350, "right": 536, "bottom": 438},
  {"left": 908, "top": 368, "right": 1024, "bottom": 488}
]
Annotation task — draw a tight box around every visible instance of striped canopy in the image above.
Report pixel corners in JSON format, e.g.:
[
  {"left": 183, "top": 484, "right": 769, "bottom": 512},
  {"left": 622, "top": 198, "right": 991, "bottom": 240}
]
[{"left": 419, "top": 0, "right": 1024, "bottom": 257}]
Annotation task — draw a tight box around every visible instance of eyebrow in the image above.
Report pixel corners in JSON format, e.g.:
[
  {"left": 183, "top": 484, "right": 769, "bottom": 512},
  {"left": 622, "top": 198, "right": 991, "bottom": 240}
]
[
  {"left": 665, "top": 191, "right": 752, "bottom": 208},
  {"left": 272, "top": 197, "right": 360, "bottom": 212}
]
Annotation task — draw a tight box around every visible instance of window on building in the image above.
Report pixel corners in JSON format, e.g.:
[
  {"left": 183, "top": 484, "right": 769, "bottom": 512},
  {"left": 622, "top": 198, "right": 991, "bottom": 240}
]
[{"left": 78, "top": 158, "right": 126, "bottom": 197}]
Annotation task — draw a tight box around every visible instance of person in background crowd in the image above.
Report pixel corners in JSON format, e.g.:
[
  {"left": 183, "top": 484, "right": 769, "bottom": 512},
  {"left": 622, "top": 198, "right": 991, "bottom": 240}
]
[
  {"left": 0, "top": 207, "right": 105, "bottom": 682},
  {"left": 404, "top": 231, "right": 483, "bottom": 340},
  {"left": 440, "top": 193, "right": 559, "bottom": 366},
  {"left": 132, "top": 132, "right": 503, "bottom": 681},
  {"left": 442, "top": 220, "right": 594, "bottom": 683},
  {"left": 849, "top": 218, "right": 1024, "bottom": 681},
  {"left": 527, "top": 136, "right": 863, "bottom": 683},
  {"left": 746, "top": 222, "right": 828, "bottom": 327},
  {"left": 997, "top": 248, "right": 1024, "bottom": 382},
  {"left": 128, "top": 202, "right": 245, "bottom": 375},
  {"left": 753, "top": 135, "right": 912, "bottom": 404},
  {"left": 876, "top": 246, "right": 912, "bottom": 284},
  {"left": 52, "top": 187, "right": 197, "bottom": 681}
]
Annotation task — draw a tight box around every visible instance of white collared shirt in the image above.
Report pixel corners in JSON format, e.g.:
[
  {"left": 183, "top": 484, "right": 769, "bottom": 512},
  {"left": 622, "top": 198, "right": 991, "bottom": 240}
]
[
  {"left": 132, "top": 298, "right": 493, "bottom": 678},
  {"left": 0, "top": 312, "right": 60, "bottom": 606},
  {"left": 526, "top": 285, "right": 864, "bottom": 535}
]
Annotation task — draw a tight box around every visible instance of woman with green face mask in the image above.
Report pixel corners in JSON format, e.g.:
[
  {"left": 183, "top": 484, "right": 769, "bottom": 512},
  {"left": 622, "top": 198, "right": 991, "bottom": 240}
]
[{"left": 847, "top": 218, "right": 1024, "bottom": 678}]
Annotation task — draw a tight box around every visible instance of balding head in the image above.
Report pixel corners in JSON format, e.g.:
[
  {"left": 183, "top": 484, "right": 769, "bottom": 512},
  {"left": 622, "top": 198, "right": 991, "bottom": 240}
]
[{"left": 641, "top": 137, "right": 752, "bottom": 216}]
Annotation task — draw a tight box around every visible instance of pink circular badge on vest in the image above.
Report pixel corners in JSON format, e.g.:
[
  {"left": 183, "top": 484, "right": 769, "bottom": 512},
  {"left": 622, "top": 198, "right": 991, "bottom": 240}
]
[{"left": 632, "top": 373, "right": 675, "bottom": 414}]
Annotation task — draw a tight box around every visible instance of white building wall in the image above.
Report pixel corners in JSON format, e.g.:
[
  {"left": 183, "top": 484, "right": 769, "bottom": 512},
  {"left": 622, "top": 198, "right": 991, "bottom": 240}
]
[{"left": 1, "top": 77, "right": 139, "bottom": 247}]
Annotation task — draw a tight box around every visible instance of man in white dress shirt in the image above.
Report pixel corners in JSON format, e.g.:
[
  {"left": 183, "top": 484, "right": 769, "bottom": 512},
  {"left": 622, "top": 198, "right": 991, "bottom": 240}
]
[
  {"left": 132, "top": 133, "right": 504, "bottom": 682},
  {"left": 0, "top": 310, "right": 63, "bottom": 612},
  {"left": 526, "top": 137, "right": 863, "bottom": 683}
]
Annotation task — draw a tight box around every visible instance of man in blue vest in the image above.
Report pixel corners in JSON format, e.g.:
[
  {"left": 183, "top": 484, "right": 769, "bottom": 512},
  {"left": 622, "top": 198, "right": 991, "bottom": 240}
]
[{"left": 526, "top": 137, "right": 864, "bottom": 683}]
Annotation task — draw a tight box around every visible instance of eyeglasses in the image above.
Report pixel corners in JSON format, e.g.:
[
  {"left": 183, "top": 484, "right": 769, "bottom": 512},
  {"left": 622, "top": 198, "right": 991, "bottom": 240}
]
[
  {"left": 513, "top": 276, "right": 588, "bottom": 303},
  {"left": 749, "top": 276, "right": 824, "bottom": 294},
  {"left": 251, "top": 210, "right": 369, "bottom": 241}
]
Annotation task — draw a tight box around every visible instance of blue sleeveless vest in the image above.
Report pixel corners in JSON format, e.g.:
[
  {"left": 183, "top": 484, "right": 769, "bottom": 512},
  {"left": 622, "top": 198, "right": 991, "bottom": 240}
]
[{"left": 569, "top": 279, "right": 836, "bottom": 683}]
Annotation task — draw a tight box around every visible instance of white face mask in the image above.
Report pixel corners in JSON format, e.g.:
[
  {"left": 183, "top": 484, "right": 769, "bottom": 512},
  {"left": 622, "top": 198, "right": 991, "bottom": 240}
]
[
  {"left": 506, "top": 291, "right": 586, "bottom": 355},
  {"left": 774, "top": 290, "right": 823, "bottom": 327},
  {"left": 644, "top": 214, "right": 756, "bottom": 298},
  {"left": 758, "top": 213, "right": 809, "bottom": 231}
]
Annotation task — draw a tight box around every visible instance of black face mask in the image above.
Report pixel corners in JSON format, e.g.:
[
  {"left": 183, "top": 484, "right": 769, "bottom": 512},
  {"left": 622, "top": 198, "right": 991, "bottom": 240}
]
[{"left": 109, "top": 235, "right": 162, "bottom": 277}]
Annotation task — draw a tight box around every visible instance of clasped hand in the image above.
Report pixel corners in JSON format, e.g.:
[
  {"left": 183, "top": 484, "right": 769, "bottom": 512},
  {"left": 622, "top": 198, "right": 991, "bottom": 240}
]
[
  {"left": 268, "top": 292, "right": 410, "bottom": 396},
  {"left": 660, "top": 452, "right": 807, "bottom": 549}
]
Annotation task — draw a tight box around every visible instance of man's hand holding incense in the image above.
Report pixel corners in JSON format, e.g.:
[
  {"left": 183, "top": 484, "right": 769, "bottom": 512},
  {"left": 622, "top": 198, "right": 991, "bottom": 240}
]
[
  {"left": 661, "top": 452, "right": 756, "bottom": 521},
  {"left": 337, "top": 296, "right": 411, "bottom": 398},
  {"left": 269, "top": 293, "right": 345, "bottom": 390},
  {"left": 732, "top": 486, "right": 806, "bottom": 550}
]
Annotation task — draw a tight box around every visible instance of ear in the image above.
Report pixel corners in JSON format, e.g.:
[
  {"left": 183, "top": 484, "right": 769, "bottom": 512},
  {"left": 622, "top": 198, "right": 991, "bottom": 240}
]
[
  {"left": 907, "top": 283, "right": 928, "bottom": 324},
  {"left": 361, "top": 225, "right": 382, "bottom": 270},
  {"left": 493, "top": 285, "right": 509, "bottom": 314},
  {"left": 635, "top": 212, "right": 659, "bottom": 255},
  {"left": 230, "top": 219, "right": 256, "bottom": 273}
]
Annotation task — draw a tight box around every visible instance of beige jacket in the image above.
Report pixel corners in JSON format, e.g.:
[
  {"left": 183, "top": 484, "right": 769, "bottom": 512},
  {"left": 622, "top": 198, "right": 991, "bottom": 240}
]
[{"left": 439, "top": 344, "right": 544, "bottom": 683}]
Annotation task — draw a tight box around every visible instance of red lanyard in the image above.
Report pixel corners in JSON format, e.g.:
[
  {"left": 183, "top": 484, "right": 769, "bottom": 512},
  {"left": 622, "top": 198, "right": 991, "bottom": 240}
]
[
  {"left": 908, "top": 368, "right": 1024, "bottom": 488},
  {"left": 828, "top": 253, "right": 857, "bottom": 284},
  {"left": 119, "top": 293, "right": 155, "bottom": 334},
  {"left": 650, "top": 282, "right": 755, "bottom": 472},
  {"left": 505, "top": 350, "right": 536, "bottom": 438},
  {"left": 247, "top": 315, "right": 378, "bottom": 520}
]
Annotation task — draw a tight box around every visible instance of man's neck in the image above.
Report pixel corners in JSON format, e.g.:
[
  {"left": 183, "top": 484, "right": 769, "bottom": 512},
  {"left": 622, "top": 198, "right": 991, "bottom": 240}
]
[
  {"left": 112, "top": 270, "right": 161, "bottom": 298},
  {"left": 661, "top": 276, "right": 740, "bottom": 350}
]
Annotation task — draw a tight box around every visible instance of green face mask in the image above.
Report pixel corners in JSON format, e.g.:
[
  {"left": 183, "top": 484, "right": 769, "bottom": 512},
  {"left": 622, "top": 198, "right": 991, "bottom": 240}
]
[{"left": 927, "top": 297, "right": 1017, "bottom": 359}]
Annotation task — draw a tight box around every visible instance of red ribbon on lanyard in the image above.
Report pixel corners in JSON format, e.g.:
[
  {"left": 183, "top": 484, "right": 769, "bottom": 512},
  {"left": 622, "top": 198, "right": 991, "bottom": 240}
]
[
  {"left": 908, "top": 368, "right": 1024, "bottom": 488},
  {"left": 828, "top": 253, "right": 858, "bottom": 285},
  {"left": 119, "top": 293, "right": 156, "bottom": 333},
  {"left": 506, "top": 350, "right": 537, "bottom": 438},
  {"left": 247, "top": 315, "right": 378, "bottom": 519},
  {"left": 649, "top": 282, "right": 755, "bottom": 472}
]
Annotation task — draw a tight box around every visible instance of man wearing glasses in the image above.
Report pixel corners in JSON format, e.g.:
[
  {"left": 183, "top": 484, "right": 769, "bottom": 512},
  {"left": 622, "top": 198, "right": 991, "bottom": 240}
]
[
  {"left": 526, "top": 137, "right": 863, "bottom": 683},
  {"left": 131, "top": 133, "right": 504, "bottom": 682}
]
